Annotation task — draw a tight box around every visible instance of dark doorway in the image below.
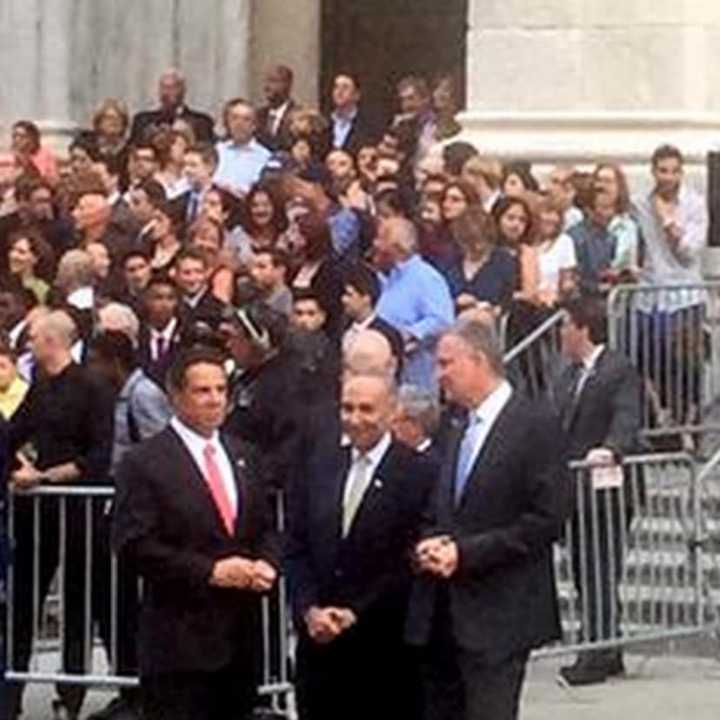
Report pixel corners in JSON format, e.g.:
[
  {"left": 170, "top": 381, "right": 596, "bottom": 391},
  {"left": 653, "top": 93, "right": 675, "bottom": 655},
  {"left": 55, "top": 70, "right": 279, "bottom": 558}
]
[{"left": 321, "top": 0, "right": 468, "bottom": 130}]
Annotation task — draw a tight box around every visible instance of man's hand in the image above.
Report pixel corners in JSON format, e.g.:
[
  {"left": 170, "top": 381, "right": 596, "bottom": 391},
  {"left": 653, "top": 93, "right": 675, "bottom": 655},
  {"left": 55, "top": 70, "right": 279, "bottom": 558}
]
[
  {"left": 249, "top": 559, "right": 278, "bottom": 592},
  {"left": 10, "top": 454, "right": 43, "bottom": 491},
  {"left": 416, "top": 535, "right": 459, "bottom": 578},
  {"left": 585, "top": 447, "right": 615, "bottom": 466},
  {"left": 209, "top": 556, "right": 256, "bottom": 589},
  {"left": 305, "top": 606, "right": 346, "bottom": 644}
]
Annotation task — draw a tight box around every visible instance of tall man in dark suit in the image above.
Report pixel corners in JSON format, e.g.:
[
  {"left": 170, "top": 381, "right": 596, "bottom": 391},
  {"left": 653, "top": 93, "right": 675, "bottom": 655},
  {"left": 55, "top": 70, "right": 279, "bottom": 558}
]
[
  {"left": 406, "top": 317, "right": 570, "bottom": 720},
  {"left": 256, "top": 65, "right": 297, "bottom": 152},
  {"left": 287, "top": 371, "right": 436, "bottom": 720},
  {"left": 555, "top": 298, "right": 643, "bottom": 685},
  {"left": 129, "top": 69, "right": 215, "bottom": 144},
  {"left": 325, "top": 74, "right": 379, "bottom": 157},
  {"left": 113, "top": 348, "right": 279, "bottom": 720}
]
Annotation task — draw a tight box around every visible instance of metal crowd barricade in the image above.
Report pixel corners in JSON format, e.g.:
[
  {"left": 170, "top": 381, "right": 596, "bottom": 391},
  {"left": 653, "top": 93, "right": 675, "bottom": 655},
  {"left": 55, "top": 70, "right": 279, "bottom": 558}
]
[
  {"left": 3, "top": 485, "right": 294, "bottom": 717},
  {"left": 534, "top": 452, "right": 720, "bottom": 659},
  {"left": 607, "top": 282, "right": 720, "bottom": 445},
  {"left": 502, "top": 309, "right": 566, "bottom": 402}
]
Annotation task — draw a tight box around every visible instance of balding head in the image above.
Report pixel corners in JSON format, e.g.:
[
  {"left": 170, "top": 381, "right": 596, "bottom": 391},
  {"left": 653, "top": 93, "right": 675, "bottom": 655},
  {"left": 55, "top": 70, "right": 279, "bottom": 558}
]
[
  {"left": 159, "top": 68, "right": 186, "bottom": 110},
  {"left": 30, "top": 309, "right": 78, "bottom": 371},
  {"left": 373, "top": 217, "right": 418, "bottom": 270},
  {"left": 341, "top": 372, "right": 397, "bottom": 453},
  {"left": 343, "top": 329, "right": 397, "bottom": 381}
]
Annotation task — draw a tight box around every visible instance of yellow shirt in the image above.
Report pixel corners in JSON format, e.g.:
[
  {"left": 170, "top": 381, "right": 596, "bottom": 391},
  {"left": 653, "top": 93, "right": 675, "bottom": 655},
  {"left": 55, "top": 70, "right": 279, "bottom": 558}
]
[{"left": 0, "top": 376, "right": 29, "bottom": 419}]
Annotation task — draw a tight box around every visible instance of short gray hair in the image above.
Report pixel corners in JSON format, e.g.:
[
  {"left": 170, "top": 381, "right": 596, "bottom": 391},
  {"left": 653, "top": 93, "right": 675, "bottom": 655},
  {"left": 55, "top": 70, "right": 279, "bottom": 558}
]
[
  {"left": 444, "top": 315, "right": 505, "bottom": 376},
  {"left": 97, "top": 302, "right": 140, "bottom": 347},
  {"left": 56, "top": 249, "right": 94, "bottom": 292},
  {"left": 32, "top": 310, "right": 78, "bottom": 349},
  {"left": 397, "top": 384, "right": 440, "bottom": 436}
]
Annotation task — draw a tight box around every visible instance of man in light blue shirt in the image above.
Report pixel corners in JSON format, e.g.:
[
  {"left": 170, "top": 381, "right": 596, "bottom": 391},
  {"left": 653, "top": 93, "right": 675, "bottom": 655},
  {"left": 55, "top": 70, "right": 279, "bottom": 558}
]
[
  {"left": 214, "top": 98, "right": 271, "bottom": 195},
  {"left": 375, "top": 217, "right": 454, "bottom": 389}
]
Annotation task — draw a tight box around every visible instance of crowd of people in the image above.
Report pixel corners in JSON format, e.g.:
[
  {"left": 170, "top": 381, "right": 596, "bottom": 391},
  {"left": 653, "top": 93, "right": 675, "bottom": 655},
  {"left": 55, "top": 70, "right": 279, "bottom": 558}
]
[{"left": 0, "top": 63, "right": 709, "bottom": 720}]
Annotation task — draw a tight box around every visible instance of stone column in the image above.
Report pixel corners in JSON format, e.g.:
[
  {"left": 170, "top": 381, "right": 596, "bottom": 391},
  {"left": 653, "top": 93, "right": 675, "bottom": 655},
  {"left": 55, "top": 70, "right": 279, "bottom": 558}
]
[
  {"left": 460, "top": 1, "right": 720, "bottom": 190},
  {"left": 0, "top": 0, "right": 252, "bottom": 150}
]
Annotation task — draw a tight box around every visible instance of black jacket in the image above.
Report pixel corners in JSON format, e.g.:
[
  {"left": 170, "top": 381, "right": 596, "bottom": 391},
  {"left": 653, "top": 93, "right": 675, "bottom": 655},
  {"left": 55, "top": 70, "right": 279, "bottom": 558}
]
[
  {"left": 287, "top": 437, "right": 436, "bottom": 631},
  {"left": 256, "top": 100, "right": 298, "bottom": 152},
  {"left": 112, "top": 427, "right": 279, "bottom": 675},
  {"left": 324, "top": 109, "right": 380, "bottom": 157},
  {"left": 406, "top": 392, "right": 570, "bottom": 663},
  {"left": 129, "top": 106, "right": 215, "bottom": 144}
]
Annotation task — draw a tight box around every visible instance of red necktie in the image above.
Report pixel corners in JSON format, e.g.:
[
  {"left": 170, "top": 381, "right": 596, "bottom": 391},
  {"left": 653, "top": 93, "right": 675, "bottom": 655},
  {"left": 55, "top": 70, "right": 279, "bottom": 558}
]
[{"left": 203, "top": 443, "right": 236, "bottom": 536}]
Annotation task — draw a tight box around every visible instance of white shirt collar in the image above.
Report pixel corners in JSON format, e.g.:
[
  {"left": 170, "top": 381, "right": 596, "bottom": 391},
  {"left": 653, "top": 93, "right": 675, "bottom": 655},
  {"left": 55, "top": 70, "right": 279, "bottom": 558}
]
[
  {"left": 67, "top": 285, "right": 94, "bottom": 310},
  {"left": 170, "top": 415, "right": 220, "bottom": 450},
  {"left": 151, "top": 316, "right": 178, "bottom": 341},
  {"left": 269, "top": 100, "right": 290, "bottom": 117},
  {"left": 581, "top": 344, "right": 605, "bottom": 372},
  {"left": 416, "top": 438, "right": 432, "bottom": 453},
  {"left": 351, "top": 312, "right": 376, "bottom": 332},
  {"left": 470, "top": 380, "right": 513, "bottom": 425},
  {"left": 351, "top": 431, "right": 392, "bottom": 465}
]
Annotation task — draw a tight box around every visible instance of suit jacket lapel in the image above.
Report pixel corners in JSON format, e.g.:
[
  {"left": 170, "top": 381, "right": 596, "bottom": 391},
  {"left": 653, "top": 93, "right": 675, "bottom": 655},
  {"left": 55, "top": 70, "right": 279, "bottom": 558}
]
[
  {"left": 455, "top": 396, "right": 517, "bottom": 512},
  {"left": 345, "top": 443, "right": 393, "bottom": 537},
  {"left": 166, "top": 428, "right": 229, "bottom": 535},
  {"left": 564, "top": 349, "right": 606, "bottom": 433}
]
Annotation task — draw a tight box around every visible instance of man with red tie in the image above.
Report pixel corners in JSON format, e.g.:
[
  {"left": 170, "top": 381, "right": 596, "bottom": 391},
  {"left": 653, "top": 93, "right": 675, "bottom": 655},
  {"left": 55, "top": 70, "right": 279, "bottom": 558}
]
[{"left": 113, "top": 347, "right": 279, "bottom": 720}]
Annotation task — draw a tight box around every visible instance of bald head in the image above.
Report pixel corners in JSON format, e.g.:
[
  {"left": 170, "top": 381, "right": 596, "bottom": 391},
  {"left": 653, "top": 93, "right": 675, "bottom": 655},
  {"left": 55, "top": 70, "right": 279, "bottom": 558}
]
[
  {"left": 343, "top": 329, "right": 397, "bottom": 381},
  {"left": 373, "top": 217, "right": 418, "bottom": 269},
  {"left": 159, "top": 68, "right": 186, "bottom": 110}
]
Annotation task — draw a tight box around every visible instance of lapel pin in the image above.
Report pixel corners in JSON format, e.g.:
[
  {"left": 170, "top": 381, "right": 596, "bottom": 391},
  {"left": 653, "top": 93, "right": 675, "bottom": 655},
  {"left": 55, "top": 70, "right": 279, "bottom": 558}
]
[
  {"left": 373, "top": 478, "right": 383, "bottom": 489},
  {"left": 236, "top": 458, "right": 246, "bottom": 469}
]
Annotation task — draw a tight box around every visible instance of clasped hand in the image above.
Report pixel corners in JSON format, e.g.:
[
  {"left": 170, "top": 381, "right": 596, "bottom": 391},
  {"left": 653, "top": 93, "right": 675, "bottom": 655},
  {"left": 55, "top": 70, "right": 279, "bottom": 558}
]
[
  {"left": 415, "top": 535, "right": 459, "bottom": 578},
  {"left": 305, "top": 606, "right": 357, "bottom": 644},
  {"left": 210, "top": 556, "right": 277, "bottom": 592},
  {"left": 10, "top": 453, "right": 43, "bottom": 491}
]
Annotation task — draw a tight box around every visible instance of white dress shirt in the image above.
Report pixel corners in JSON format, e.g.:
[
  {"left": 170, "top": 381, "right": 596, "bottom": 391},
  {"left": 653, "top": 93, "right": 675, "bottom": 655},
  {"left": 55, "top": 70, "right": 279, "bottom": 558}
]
[
  {"left": 214, "top": 138, "right": 271, "bottom": 195},
  {"left": 341, "top": 312, "right": 376, "bottom": 352},
  {"left": 150, "top": 317, "right": 178, "bottom": 361},
  {"left": 342, "top": 431, "right": 392, "bottom": 536},
  {"left": 461, "top": 380, "right": 513, "bottom": 477},
  {"left": 331, "top": 108, "right": 358, "bottom": 149},
  {"left": 267, "top": 101, "right": 291, "bottom": 136},
  {"left": 170, "top": 416, "right": 238, "bottom": 514}
]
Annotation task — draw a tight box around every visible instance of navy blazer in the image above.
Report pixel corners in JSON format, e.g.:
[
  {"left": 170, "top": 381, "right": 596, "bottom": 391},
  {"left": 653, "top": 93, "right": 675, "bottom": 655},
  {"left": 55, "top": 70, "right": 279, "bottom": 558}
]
[
  {"left": 113, "top": 427, "right": 279, "bottom": 675},
  {"left": 406, "top": 393, "right": 570, "bottom": 663},
  {"left": 286, "top": 437, "right": 436, "bottom": 635}
]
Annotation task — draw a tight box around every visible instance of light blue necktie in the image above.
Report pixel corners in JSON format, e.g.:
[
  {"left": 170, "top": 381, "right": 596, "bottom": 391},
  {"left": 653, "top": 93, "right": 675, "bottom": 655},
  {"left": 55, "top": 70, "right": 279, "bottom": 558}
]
[{"left": 454, "top": 414, "right": 482, "bottom": 505}]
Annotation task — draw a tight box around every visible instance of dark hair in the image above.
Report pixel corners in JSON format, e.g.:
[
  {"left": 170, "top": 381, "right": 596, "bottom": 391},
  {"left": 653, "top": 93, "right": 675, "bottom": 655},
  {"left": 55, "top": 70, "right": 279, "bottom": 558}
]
[
  {"left": 69, "top": 131, "right": 102, "bottom": 163},
  {"left": 8, "top": 227, "right": 54, "bottom": 279},
  {"left": 443, "top": 142, "right": 479, "bottom": 177},
  {"left": 136, "top": 178, "right": 167, "bottom": 208},
  {"left": 205, "top": 184, "right": 244, "bottom": 229},
  {"left": 502, "top": 161, "right": 540, "bottom": 193},
  {"left": 296, "top": 213, "right": 332, "bottom": 262},
  {"left": 130, "top": 141, "right": 158, "bottom": 161},
  {"left": 13, "top": 120, "right": 41, "bottom": 153},
  {"left": 186, "top": 141, "right": 219, "bottom": 169},
  {"left": 222, "top": 97, "right": 255, "bottom": 133},
  {"left": 563, "top": 297, "right": 608, "bottom": 344},
  {"left": 651, "top": 144, "right": 684, "bottom": 168},
  {"left": 243, "top": 182, "right": 289, "bottom": 235},
  {"left": 344, "top": 263, "right": 380, "bottom": 306},
  {"left": 292, "top": 287, "right": 326, "bottom": 313},
  {"left": 166, "top": 346, "right": 227, "bottom": 393},
  {"left": 491, "top": 195, "right": 535, "bottom": 246},
  {"left": 145, "top": 273, "right": 179, "bottom": 294},
  {"left": 15, "top": 175, "right": 51, "bottom": 202},
  {"left": 0, "top": 334, "right": 17, "bottom": 362},
  {"left": 375, "top": 187, "right": 413, "bottom": 219},
  {"left": 95, "top": 152, "right": 125, "bottom": 178},
  {"left": 90, "top": 330, "right": 137, "bottom": 371},
  {"left": 442, "top": 179, "right": 481, "bottom": 209},
  {"left": 174, "top": 246, "right": 209, "bottom": 270},
  {"left": 255, "top": 247, "right": 290, "bottom": 272},
  {"left": 123, "top": 249, "right": 151, "bottom": 267}
]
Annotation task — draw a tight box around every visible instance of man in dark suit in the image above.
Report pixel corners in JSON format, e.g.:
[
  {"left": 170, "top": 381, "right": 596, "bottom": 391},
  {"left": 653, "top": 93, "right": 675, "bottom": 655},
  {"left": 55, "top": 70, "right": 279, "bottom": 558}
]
[
  {"left": 325, "top": 74, "right": 379, "bottom": 157},
  {"left": 406, "top": 317, "right": 570, "bottom": 720},
  {"left": 174, "top": 248, "right": 225, "bottom": 329},
  {"left": 255, "top": 65, "right": 297, "bottom": 152},
  {"left": 341, "top": 262, "right": 404, "bottom": 375},
  {"left": 287, "top": 371, "right": 436, "bottom": 720},
  {"left": 137, "top": 276, "right": 183, "bottom": 388},
  {"left": 129, "top": 69, "right": 215, "bottom": 144},
  {"left": 555, "top": 298, "right": 643, "bottom": 685},
  {"left": 113, "top": 348, "right": 279, "bottom": 720}
]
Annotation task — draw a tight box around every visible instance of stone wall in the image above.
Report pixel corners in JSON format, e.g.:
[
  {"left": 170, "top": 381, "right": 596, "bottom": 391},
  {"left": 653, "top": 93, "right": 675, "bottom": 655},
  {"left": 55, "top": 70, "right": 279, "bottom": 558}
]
[{"left": 0, "top": 0, "right": 252, "bottom": 144}]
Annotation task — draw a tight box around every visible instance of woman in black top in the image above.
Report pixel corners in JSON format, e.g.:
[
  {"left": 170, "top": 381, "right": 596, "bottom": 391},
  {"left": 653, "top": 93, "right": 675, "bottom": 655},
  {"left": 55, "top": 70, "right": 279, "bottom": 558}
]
[{"left": 441, "top": 205, "right": 517, "bottom": 316}]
